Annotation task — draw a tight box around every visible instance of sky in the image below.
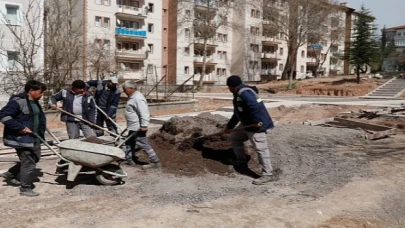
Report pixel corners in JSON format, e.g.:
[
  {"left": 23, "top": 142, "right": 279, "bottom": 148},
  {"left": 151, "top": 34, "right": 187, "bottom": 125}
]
[{"left": 344, "top": 0, "right": 405, "bottom": 31}]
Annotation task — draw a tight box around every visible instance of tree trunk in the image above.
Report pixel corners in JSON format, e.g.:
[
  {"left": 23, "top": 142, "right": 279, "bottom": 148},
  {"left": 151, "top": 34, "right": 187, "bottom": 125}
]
[
  {"left": 197, "top": 38, "right": 208, "bottom": 90},
  {"left": 356, "top": 64, "right": 360, "bottom": 84}
]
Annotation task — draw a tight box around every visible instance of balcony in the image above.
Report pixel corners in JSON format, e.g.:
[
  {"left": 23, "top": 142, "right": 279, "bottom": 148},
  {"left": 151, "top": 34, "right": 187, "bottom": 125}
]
[
  {"left": 115, "top": 27, "right": 147, "bottom": 40},
  {"left": 120, "top": 70, "right": 144, "bottom": 80},
  {"left": 261, "top": 52, "right": 279, "bottom": 62},
  {"left": 115, "top": 50, "right": 147, "bottom": 61},
  {"left": 306, "top": 58, "right": 318, "bottom": 66},
  {"left": 260, "top": 68, "right": 277, "bottom": 75},
  {"left": 194, "top": 0, "right": 218, "bottom": 10},
  {"left": 116, "top": 5, "right": 146, "bottom": 20},
  {"left": 194, "top": 39, "right": 218, "bottom": 49},
  {"left": 262, "top": 36, "right": 282, "bottom": 46},
  {"left": 193, "top": 56, "right": 217, "bottom": 66}
]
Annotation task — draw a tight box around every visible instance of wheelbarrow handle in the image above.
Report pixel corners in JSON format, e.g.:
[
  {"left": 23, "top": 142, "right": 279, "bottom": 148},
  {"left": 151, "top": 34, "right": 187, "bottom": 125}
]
[
  {"left": 94, "top": 104, "right": 124, "bottom": 132},
  {"left": 31, "top": 132, "right": 70, "bottom": 162}
]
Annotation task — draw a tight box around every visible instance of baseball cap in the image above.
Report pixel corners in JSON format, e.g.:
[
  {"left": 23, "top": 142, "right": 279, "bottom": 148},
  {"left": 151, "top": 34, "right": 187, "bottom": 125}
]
[{"left": 109, "top": 76, "right": 118, "bottom": 84}]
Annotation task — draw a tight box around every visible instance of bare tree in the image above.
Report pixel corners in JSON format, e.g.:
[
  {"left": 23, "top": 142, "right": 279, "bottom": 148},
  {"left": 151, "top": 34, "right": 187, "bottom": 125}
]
[
  {"left": 44, "top": 0, "right": 83, "bottom": 93},
  {"left": 176, "top": 0, "right": 243, "bottom": 89},
  {"left": 0, "top": 0, "right": 44, "bottom": 94},
  {"left": 87, "top": 38, "right": 118, "bottom": 80},
  {"left": 261, "top": 0, "right": 339, "bottom": 88}
]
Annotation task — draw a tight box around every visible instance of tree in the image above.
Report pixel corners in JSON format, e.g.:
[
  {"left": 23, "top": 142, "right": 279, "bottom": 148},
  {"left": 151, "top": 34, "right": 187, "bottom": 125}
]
[
  {"left": 261, "top": 0, "right": 339, "bottom": 89},
  {"left": 87, "top": 38, "right": 118, "bottom": 80},
  {"left": 44, "top": 0, "right": 83, "bottom": 93},
  {"left": 379, "top": 25, "right": 396, "bottom": 71},
  {"left": 348, "top": 5, "right": 379, "bottom": 84},
  {"left": 0, "top": 0, "right": 44, "bottom": 94},
  {"left": 176, "top": 0, "right": 243, "bottom": 89}
]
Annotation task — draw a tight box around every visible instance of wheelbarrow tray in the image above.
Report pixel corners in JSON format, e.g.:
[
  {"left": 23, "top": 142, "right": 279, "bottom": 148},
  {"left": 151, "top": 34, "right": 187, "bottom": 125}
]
[{"left": 59, "top": 139, "right": 125, "bottom": 168}]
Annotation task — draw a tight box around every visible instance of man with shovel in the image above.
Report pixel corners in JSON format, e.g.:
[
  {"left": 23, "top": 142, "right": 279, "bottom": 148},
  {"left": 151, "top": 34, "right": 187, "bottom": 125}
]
[
  {"left": 224, "top": 75, "right": 277, "bottom": 185},
  {"left": 50, "top": 80, "right": 97, "bottom": 139},
  {"left": 0, "top": 80, "right": 47, "bottom": 196},
  {"left": 86, "top": 75, "right": 121, "bottom": 136}
]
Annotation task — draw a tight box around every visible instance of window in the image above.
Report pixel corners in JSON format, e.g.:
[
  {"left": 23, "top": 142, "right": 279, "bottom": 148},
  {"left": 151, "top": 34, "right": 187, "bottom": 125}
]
[
  {"left": 6, "top": 5, "right": 19, "bottom": 25},
  {"left": 301, "top": 65, "right": 304, "bottom": 73},
  {"left": 104, "top": 40, "right": 110, "bottom": 50},
  {"left": 184, "top": 66, "right": 189, "bottom": 74},
  {"left": 279, "top": 48, "right": 283, "bottom": 55},
  {"left": 218, "top": 34, "right": 223, "bottom": 42},
  {"left": 218, "top": 51, "right": 222, "bottom": 59},
  {"left": 185, "top": 28, "right": 190, "bottom": 37},
  {"left": 223, "top": 34, "right": 228, "bottom": 42},
  {"left": 95, "top": 0, "right": 101, "bottom": 4},
  {"left": 116, "top": 42, "right": 122, "bottom": 50},
  {"left": 301, "top": 50, "right": 305, "bottom": 58},
  {"left": 133, "top": 1, "right": 139, "bottom": 8},
  {"left": 148, "top": 3, "right": 154, "bottom": 13},
  {"left": 147, "top": 44, "right": 154, "bottom": 53},
  {"left": 147, "top": 64, "right": 153, "bottom": 73},
  {"left": 133, "top": 21, "right": 139, "bottom": 29},
  {"left": 132, "top": 63, "right": 139, "bottom": 71},
  {"left": 95, "top": 16, "right": 101, "bottom": 27},
  {"left": 223, "top": 51, "right": 227, "bottom": 60},
  {"left": 279, "top": 63, "right": 283, "bottom": 71},
  {"left": 103, "top": 17, "right": 110, "bottom": 28},
  {"left": 148, "top": 23, "right": 154, "bottom": 33},
  {"left": 124, "top": 42, "right": 130, "bottom": 50},
  {"left": 132, "top": 43, "right": 138, "bottom": 51},
  {"left": 104, "top": 0, "right": 110, "bottom": 5},
  {"left": 222, "top": 69, "right": 226, "bottom": 76},
  {"left": 251, "top": 9, "right": 255, "bottom": 17},
  {"left": 217, "top": 68, "right": 221, "bottom": 76},
  {"left": 7, "top": 51, "right": 19, "bottom": 70},
  {"left": 184, "top": 47, "right": 190, "bottom": 55}
]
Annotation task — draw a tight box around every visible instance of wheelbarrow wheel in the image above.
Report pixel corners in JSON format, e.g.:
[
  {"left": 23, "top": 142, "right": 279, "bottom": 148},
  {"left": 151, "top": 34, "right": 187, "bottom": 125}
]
[{"left": 96, "top": 164, "right": 124, "bottom": 186}]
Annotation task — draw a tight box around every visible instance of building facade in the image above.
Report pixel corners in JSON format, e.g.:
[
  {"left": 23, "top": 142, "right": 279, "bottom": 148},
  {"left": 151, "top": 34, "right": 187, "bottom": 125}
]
[
  {"left": 0, "top": 0, "right": 44, "bottom": 105},
  {"left": 383, "top": 25, "right": 405, "bottom": 71}
]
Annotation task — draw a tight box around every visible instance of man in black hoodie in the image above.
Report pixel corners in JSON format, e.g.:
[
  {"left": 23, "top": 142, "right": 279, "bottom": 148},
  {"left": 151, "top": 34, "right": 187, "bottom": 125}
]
[{"left": 224, "top": 75, "right": 277, "bottom": 185}]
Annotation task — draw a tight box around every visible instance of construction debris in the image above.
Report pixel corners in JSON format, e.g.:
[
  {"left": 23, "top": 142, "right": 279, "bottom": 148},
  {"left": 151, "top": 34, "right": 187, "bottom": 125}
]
[{"left": 303, "top": 117, "right": 397, "bottom": 140}]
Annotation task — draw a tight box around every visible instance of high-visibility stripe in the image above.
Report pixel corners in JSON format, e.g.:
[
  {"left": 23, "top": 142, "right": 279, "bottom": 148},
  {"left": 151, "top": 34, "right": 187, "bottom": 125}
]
[{"left": 0, "top": 116, "right": 13, "bottom": 123}]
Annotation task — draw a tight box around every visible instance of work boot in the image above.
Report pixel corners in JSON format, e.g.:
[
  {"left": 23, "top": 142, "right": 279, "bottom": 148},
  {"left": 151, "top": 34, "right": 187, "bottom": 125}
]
[
  {"left": 123, "top": 159, "right": 136, "bottom": 166},
  {"left": 1, "top": 171, "right": 21, "bottom": 186},
  {"left": 19, "top": 188, "right": 40, "bottom": 197},
  {"left": 252, "top": 175, "right": 278, "bottom": 185},
  {"left": 142, "top": 162, "right": 161, "bottom": 170}
]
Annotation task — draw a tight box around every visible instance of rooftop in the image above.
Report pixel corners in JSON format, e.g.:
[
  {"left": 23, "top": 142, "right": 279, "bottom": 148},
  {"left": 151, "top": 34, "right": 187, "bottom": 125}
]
[{"left": 386, "top": 25, "right": 405, "bottom": 30}]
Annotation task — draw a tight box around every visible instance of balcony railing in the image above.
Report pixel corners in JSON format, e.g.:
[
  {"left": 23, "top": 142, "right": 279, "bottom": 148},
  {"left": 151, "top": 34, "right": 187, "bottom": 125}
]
[
  {"left": 115, "top": 27, "right": 147, "bottom": 38},
  {"left": 194, "top": 56, "right": 216, "bottom": 63},
  {"left": 115, "top": 50, "right": 147, "bottom": 59},
  {"left": 261, "top": 69, "right": 276, "bottom": 75},
  {"left": 116, "top": 5, "right": 146, "bottom": 16},
  {"left": 261, "top": 52, "right": 277, "bottom": 59},
  {"left": 194, "top": 0, "right": 218, "bottom": 8},
  {"left": 120, "top": 70, "right": 144, "bottom": 80}
]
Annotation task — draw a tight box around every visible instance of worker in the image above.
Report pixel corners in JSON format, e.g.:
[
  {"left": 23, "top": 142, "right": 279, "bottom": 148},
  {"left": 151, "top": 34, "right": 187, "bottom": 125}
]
[
  {"left": 121, "top": 80, "right": 160, "bottom": 169},
  {"left": 49, "top": 80, "right": 97, "bottom": 139},
  {"left": 224, "top": 75, "right": 277, "bottom": 185},
  {"left": 0, "top": 80, "right": 47, "bottom": 196},
  {"left": 86, "top": 75, "right": 121, "bottom": 136}
]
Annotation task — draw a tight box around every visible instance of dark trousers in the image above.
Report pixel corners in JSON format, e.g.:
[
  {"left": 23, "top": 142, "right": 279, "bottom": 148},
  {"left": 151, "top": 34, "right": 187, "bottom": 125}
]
[
  {"left": 125, "top": 131, "right": 159, "bottom": 163},
  {"left": 95, "top": 110, "right": 117, "bottom": 136},
  {"left": 8, "top": 142, "right": 41, "bottom": 189}
]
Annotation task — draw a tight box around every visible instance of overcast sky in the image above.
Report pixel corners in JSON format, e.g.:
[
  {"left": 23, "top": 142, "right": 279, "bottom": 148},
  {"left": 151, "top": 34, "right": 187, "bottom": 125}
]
[{"left": 344, "top": 0, "right": 404, "bottom": 30}]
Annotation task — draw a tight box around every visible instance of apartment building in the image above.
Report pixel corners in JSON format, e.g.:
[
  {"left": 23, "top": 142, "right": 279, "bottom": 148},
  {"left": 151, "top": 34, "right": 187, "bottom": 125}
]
[
  {"left": 67, "top": 0, "right": 163, "bottom": 82},
  {"left": 0, "top": 0, "right": 44, "bottom": 105},
  {"left": 383, "top": 25, "right": 405, "bottom": 71}
]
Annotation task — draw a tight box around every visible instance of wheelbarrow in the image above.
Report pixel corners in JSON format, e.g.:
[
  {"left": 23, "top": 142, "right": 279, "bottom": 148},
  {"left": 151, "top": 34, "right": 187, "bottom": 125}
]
[{"left": 33, "top": 131, "right": 132, "bottom": 188}]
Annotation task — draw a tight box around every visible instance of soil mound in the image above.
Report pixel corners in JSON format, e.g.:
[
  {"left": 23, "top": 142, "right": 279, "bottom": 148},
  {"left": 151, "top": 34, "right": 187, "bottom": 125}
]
[{"left": 144, "top": 113, "right": 372, "bottom": 194}]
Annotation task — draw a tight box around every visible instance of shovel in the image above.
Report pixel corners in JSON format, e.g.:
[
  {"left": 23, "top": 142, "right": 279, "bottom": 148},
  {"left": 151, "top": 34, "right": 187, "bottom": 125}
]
[
  {"left": 197, "top": 122, "right": 263, "bottom": 139},
  {"left": 55, "top": 107, "right": 120, "bottom": 138}
]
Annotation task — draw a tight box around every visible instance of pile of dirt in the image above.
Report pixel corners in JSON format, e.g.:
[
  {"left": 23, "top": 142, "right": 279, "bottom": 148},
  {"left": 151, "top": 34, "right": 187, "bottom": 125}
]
[
  {"left": 147, "top": 112, "right": 234, "bottom": 176},
  {"left": 144, "top": 114, "right": 372, "bottom": 194}
]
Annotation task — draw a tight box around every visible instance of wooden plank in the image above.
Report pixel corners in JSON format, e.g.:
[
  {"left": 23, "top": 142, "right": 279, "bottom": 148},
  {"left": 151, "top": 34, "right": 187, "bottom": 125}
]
[
  {"left": 303, "top": 118, "right": 334, "bottom": 126},
  {"left": 333, "top": 117, "right": 393, "bottom": 131}
]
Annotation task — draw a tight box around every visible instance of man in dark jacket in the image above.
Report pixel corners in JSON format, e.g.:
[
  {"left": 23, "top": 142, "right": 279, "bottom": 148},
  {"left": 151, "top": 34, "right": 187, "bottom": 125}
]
[
  {"left": 0, "top": 80, "right": 47, "bottom": 196},
  {"left": 50, "top": 80, "right": 96, "bottom": 139},
  {"left": 224, "top": 75, "right": 277, "bottom": 185},
  {"left": 86, "top": 76, "right": 121, "bottom": 136}
]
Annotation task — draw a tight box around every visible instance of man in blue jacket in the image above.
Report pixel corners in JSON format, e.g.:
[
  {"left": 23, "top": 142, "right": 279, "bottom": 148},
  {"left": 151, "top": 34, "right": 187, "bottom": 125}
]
[
  {"left": 224, "top": 75, "right": 277, "bottom": 185},
  {"left": 86, "top": 76, "right": 121, "bottom": 136},
  {"left": 0, "top": 80, "right": 47, "bottom": 196},
  {"left": 49, "top": 80, "right": 96, "bottom": 139}
]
